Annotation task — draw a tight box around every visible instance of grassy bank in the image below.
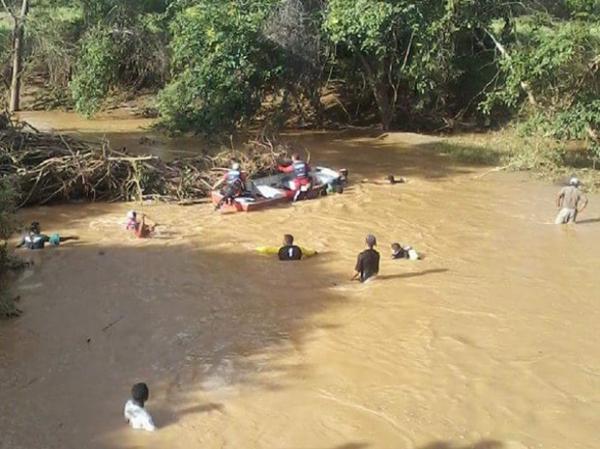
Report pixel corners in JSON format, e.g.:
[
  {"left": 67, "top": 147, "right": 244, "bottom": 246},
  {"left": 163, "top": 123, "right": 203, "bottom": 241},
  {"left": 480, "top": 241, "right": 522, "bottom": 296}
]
[{"left": 431, "top": 129, "right": 600, "bottom": 190}]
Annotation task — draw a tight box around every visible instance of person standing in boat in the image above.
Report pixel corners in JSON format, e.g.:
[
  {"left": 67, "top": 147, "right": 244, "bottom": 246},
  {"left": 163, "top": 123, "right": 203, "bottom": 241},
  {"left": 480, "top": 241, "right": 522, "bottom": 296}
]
[
  {"left": 213, "top": 161, "right": 247, "bottom": 209},
  {"left": 278, "top": 153, "right": 312, "bottom": 201}
]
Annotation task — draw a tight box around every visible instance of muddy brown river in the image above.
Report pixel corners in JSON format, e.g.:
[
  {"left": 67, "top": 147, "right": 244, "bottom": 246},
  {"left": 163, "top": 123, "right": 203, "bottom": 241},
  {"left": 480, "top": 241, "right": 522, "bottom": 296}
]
[{"left": 1, "top": 112, "right": 599, "bottom": 449}]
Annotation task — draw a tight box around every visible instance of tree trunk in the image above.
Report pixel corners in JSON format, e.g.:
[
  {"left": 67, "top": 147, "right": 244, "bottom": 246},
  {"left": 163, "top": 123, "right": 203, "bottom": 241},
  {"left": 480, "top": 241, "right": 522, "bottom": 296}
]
[
  {"left": 356, "top": 52, "right": 394, "bottom": 130},
  {"left": 373, "top": 83, "right": 393, "bottom": 131},
  {"left": 9, "top": 0, "right": 29, "bottom": 113}
]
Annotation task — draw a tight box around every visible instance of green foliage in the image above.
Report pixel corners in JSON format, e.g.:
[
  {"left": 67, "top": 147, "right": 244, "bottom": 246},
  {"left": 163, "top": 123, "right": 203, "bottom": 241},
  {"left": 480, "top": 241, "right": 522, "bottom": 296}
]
[
  {"left": 0, "top": 176, "right": 21, "bottom": 319},
  {"left": 483, "top": 22, "right": 600, "bottom": 113},
  {"left": 27, "top": 5, "right": 84, "bottom": 89},
  {"left": 157, "top": 0, "right": 280, "bottom": 133},
  {"left": 70, "top": 26, "right": 117, "bottom": 116},
  {"left": 0, "top": 177, "right": 18, "bottom": 242}
]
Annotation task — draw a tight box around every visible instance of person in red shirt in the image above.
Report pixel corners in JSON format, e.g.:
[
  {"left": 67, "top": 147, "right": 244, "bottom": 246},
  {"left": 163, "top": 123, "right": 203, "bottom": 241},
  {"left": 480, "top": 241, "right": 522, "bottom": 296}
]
[{"left": 278, "top": 153, "right": 312, "bottom": 201}]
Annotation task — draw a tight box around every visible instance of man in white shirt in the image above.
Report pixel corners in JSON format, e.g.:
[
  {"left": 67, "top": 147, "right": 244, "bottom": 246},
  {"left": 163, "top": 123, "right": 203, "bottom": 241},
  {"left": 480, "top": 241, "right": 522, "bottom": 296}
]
[{"left": 124, "top": 383, "right": 156, "bottom": 432}]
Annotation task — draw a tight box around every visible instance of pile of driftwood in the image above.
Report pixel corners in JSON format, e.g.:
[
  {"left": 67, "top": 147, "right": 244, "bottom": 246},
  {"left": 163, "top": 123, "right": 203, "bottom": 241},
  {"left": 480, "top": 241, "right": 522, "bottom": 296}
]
[{"left": 0, "top": 114, "right": 288, "bottom": 206}]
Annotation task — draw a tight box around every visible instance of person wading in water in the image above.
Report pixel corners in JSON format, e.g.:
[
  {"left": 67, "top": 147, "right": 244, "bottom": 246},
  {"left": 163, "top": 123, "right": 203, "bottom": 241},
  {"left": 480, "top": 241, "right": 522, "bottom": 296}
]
[
  {"left": 555, "top": 177, "right": 588, "bottom": 224},
  {"left": 351, "top": 234, "right": 380, "bottom": 283}
]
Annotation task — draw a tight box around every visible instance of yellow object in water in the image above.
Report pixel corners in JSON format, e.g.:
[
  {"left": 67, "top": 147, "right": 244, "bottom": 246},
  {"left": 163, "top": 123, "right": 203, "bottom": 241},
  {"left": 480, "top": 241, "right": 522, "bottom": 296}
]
[{"left": 255, "top": 246, "right": 317, "bottom": 257}]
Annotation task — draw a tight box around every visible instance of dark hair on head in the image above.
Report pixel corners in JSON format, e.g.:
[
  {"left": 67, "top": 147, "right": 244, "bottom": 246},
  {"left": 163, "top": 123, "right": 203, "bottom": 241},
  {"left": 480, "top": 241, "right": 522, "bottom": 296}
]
[
  {"left": 387, "top": 175, "right": 396, "bottom": 184},
  {"left": 284, "top": 234, "right": 294, "bottom": 245},
  {"left": 391, "top": 242, "right": 401, "bottom": 250},
  {"left": 131, "top": 383, "right": 150, "bottom": 404},
  {"left": 30, "top": 221, "right": 40, "bottom": 233}
]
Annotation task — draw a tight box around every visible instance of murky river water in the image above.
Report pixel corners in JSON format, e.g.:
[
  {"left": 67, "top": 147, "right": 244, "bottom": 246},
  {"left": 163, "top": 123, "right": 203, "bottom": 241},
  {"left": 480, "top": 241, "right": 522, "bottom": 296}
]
[{"left": 1, "top": 112, "right": 599, "bottom": 449}]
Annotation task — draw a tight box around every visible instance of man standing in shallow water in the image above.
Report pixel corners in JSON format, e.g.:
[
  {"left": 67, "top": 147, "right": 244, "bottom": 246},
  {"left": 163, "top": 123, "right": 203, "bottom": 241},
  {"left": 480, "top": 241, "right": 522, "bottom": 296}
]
[
  {"left": 352, "top": 234, "right": 380, "bottom": 283},
  {"left": 555, "top": 177, "right": 588, "bottom": 224}
]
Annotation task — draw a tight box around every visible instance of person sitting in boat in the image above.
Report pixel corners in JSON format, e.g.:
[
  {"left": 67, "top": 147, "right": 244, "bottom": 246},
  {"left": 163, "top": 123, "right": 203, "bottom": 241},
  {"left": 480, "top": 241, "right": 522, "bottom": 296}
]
[
  {"left": 278, "top": 153, "right": 312, "bottom": 201},
  {"left": 278, "top": 234, "right": 303, "bottom": 261},
  {"left": 213, "top": 162, "right": 247, "bottom": 209}
]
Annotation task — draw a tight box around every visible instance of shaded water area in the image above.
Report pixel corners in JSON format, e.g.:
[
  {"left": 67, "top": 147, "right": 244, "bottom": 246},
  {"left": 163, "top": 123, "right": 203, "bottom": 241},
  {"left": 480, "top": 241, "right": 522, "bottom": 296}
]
[{"left": 1, "top": 112, "right": 600, "bottom": 449}]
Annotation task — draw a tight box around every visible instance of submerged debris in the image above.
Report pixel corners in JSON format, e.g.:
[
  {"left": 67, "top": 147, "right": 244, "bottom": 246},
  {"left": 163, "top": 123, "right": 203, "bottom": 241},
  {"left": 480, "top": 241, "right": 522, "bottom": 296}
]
[{"left": 0, "top": 114, "right": 288, "bottom": 206}]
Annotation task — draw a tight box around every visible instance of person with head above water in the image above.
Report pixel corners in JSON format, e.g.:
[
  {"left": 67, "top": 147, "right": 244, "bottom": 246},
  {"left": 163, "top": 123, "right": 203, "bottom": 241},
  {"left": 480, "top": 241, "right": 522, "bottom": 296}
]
[
  {"left": 213, "top": 161, "right": 247, "bottom": 209},
  {"left": 278, "top": 234, "right": 303, "bottom": 261},
  {"left": 125, "top": 211, "right": 138, "bottom": 231},
  {"left": 124, "top": 382, "right": 156, "bottom": 432},
  {"left": 351, "top": 234, "right": 380, "bottom": 282},
  {"left": 361, "top": 175, "right": 406, "bottom": 185},
  {"left": 278, "top": 153, "right": 312, "bottom": 201},
  {"left": 16, "top": 222, "right": 77, "bottom": 250},
  {"left": 135, "top": 214, "right": 157, "bottom": 238},
  {"left": 391, "top": 242, "right": 420, "bottom": 260},
  {"left": 555, "top": 177, "right": 588, "bottom": 225},
  {"left": 126, "top": 211, "right": 156, "bottom": 238}
]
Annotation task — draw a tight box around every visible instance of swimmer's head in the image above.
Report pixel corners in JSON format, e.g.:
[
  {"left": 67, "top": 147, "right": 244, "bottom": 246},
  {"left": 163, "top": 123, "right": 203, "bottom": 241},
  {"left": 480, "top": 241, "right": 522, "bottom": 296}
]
[
  {"left": 569, "top": 177, "right": 580, "bottom": 187},
  {"left": 366, "top": 234, "right": 377, "bottom": 248},
  {"left": 127, "top": 210, "right": 137, "bottom": 220},
  {"left": 231, "top": 161, "right": 241, "bottom": 171},
  {"left": 30, "top": 221, "right": 40, "bottom": 234},
  {"left": 291, "top": 153, "right": 301, "bottom": 162},
  {"left": 283, "top": 234, "right": 294, "bottom": 245},
  {"left": 131, "top": 383, "right": 149, "bottom": 406},
  {"left": 387, "top": 175, "right": 396, "bottom": 184},
  {"left": 391, "top": 242, "right": 401, "bottom": 252}
]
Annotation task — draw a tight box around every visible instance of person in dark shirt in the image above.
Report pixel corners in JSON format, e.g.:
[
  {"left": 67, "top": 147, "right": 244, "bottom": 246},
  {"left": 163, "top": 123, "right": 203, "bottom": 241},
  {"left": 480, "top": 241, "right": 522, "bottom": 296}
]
[
  {"left": 351, "top": 234, "right": 380, "bottom": 282},
  {"left": 391, "top": 242, "right": 408, "bottom": 259},
  {"left": 278, "top": 234, "right": 303, "bottom": 261}
]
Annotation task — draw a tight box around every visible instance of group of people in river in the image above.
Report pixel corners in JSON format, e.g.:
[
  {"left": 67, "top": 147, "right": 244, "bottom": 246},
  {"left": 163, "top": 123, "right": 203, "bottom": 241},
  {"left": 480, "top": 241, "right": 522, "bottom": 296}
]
[
  {"left": 11, "top": 169, "right": 593, "bottom": 434},
  {"left": 277, "top": 232, "right": 418, "bottom": 283}
]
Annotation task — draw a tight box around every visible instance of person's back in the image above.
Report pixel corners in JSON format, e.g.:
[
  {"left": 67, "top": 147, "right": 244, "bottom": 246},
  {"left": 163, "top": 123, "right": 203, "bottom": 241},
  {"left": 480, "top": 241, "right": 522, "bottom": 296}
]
[
  {"left": 19, "top": 223, "right": 49, "bottom": 250},
  {"left": 556, "top": 178, "right": 588, "bottom": 224},
  {"left": 356, "top": 248, "right": 380, "bottom": 282},
  {"left": 278, "top": 234, "right": 303, "bottom": 261},
  {"left": 23, "top": 232, "right": 49, "bottom": 250},
  {"left": 560, "top": 185, "right": 582, "bottom": 210},
  {"left": 278, "top": 245, "right": 303, "bottom": 261}
]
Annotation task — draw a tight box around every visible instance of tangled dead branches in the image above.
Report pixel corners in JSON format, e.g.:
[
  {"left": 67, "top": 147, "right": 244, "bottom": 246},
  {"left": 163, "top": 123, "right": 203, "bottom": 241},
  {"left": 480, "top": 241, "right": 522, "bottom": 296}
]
[{"left": 0, "top": 114, "right": 289, "bottom": 206}]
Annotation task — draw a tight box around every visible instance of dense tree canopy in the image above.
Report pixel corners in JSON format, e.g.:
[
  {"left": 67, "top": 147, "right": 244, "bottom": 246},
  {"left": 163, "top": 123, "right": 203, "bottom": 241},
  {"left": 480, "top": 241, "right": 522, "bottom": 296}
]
[{"left": 1, "top": 0, "right": 599, "bottom": 147}]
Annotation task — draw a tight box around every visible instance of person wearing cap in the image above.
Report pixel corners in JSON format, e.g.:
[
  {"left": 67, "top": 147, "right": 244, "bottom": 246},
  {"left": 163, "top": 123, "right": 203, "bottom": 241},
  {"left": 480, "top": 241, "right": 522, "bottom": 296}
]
[
  {"left": 278, "top": 153, "right": 312, "bottom": 201},
  {"left": 351, "top": 234, "right": 380, "bottom": 283},
  {"left": 213, "top": 161, "right": 248, "bottom": 209},
  {"left": 555, "top": 177, "right": 588, "bottom": 224}
]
